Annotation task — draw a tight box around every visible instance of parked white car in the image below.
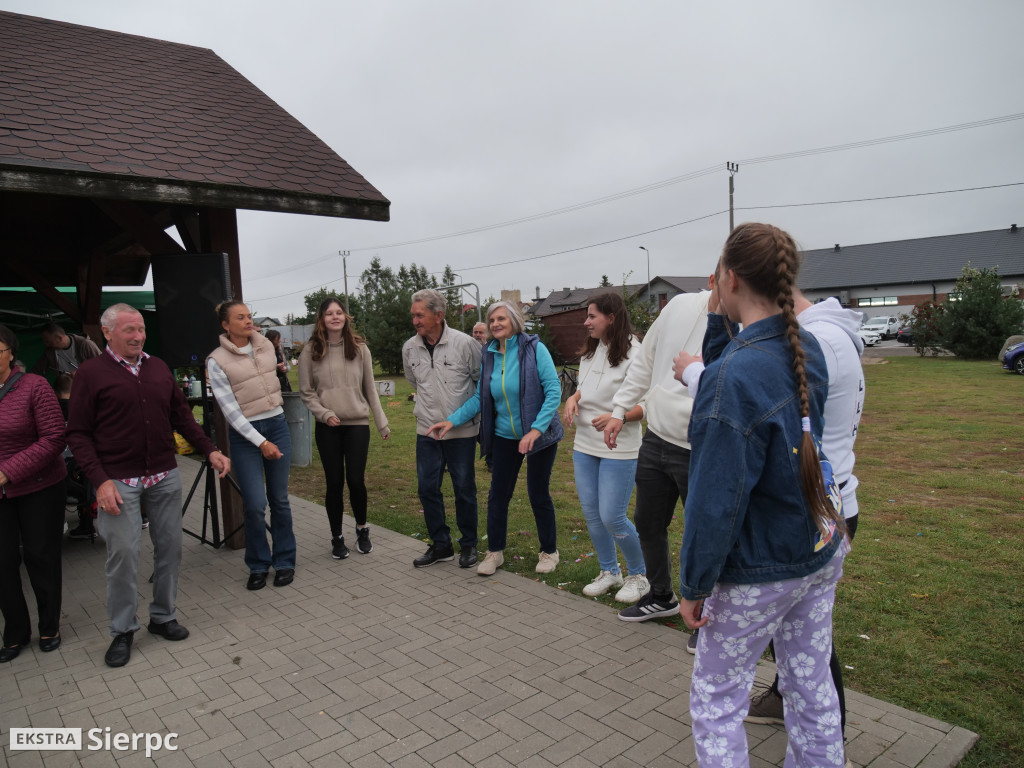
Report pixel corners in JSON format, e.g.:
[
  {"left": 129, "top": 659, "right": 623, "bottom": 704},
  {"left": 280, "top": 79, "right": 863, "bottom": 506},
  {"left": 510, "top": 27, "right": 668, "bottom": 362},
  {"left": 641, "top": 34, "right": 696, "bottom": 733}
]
[
  {"left": 861, "top": 315, "right": 902, "bottom": 340},
  {"left": 858, "top": 328, "right": 882, "bottom": 347}
]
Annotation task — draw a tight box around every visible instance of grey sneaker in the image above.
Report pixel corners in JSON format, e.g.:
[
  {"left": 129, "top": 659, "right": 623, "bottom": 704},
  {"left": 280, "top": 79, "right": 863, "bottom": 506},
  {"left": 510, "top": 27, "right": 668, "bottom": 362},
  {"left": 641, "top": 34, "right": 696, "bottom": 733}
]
[
  {"left": 745, "top": 684, "right": 784, "bottom": 725},
  {"left": 687, "top": 627, "right": 699, "bottom": 654}
]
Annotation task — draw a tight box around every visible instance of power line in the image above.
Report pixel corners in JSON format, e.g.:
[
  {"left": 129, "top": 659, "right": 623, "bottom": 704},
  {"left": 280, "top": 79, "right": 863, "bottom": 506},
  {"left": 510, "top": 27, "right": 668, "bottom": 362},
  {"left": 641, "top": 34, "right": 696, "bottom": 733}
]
[
  {"left": 249, "top": 180, "right": 1022, "bottom": 302},
  {"left": 246, "top": 111, "right": 1024, "bottom": 283}
]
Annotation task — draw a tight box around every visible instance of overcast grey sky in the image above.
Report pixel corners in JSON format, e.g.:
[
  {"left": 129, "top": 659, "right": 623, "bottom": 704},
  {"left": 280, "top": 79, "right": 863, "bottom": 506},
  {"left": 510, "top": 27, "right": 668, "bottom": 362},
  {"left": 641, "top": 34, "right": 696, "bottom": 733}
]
[{"left": 5, "top": 0, "right": 1024, "bottom": 320}]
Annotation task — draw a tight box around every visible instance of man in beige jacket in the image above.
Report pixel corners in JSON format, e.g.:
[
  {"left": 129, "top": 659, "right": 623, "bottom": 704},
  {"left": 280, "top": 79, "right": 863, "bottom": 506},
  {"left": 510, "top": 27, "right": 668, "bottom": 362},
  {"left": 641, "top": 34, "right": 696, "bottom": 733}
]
[{"left": 402, "top": 289, "right": 482, "bottom": 569}]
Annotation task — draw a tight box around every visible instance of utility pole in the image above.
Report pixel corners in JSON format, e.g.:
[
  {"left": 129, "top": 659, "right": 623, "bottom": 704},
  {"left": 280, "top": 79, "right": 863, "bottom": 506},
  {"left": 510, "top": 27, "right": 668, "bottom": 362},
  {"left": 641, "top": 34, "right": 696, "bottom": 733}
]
[
  {"left": 727, "top": 162, "right": 739, "bottom": 232},
  {"left": 339, "top": 250, "right": 350, "bottom": 313}
]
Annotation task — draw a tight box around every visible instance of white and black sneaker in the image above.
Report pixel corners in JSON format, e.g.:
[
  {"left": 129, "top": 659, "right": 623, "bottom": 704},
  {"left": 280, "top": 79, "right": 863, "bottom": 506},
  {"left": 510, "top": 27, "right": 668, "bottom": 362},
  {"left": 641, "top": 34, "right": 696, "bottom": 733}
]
[
  {"left": 356, "top": 526, "right": 372, "bottom": 554},
  {"left": 617, "top": 591, "right": 679, "bottom": 622},
  {"left": 332, "top": 536, "right": 350, "bottom": 560}
]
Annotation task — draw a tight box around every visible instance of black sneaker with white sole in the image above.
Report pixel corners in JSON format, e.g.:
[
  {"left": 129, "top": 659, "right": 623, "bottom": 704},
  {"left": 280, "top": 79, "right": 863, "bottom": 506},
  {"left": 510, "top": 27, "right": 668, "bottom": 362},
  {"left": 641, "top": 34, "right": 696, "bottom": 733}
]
[
  {"left": 617, "top": 592, "right": 679, "bottom": 622},
  {"left": 356, "top": 526, "right": 372, "bottom": 554},
  {"left": 332, "top": 536, "right": 350, "bottom": 559}
]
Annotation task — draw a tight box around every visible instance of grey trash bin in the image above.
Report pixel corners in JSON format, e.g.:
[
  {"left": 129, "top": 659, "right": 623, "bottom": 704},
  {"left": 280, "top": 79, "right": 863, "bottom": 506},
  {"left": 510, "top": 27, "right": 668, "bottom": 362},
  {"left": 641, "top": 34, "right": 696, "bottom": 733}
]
[{"left": 282, "top": 392, "right": 312, "bottom": 467}]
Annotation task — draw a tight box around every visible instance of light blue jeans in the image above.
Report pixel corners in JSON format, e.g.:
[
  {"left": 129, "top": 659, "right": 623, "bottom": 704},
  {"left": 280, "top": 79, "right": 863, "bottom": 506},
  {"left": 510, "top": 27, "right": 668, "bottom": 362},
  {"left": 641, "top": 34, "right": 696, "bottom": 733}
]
[{"left": 572, "top": 451, "right": 645, "bottom": 576}]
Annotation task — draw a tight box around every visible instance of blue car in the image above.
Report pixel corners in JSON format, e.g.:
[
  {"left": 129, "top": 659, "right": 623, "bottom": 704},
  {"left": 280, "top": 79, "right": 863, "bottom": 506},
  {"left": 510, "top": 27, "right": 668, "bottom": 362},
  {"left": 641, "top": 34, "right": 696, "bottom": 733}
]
[{"left": 1003, "top": 341, "right": 1024, "bottom": 374}]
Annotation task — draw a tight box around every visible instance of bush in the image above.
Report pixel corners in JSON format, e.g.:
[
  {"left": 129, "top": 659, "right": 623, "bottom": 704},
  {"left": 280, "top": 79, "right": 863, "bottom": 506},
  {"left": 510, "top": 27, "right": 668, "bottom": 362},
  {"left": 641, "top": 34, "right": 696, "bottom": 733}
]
[
  {"left": 905, "top": 301, "right": 946, "bottom": 356},
  {"left": 938, "top": 265, "right": 1024, "bottom": 359}
]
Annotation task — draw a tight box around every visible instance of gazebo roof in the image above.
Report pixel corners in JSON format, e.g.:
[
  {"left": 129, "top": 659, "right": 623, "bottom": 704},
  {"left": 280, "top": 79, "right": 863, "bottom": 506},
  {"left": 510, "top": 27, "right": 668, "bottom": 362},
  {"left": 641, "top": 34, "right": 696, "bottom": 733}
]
[{"left": 0, "top": 11, "right": 390, "bottom": 221}]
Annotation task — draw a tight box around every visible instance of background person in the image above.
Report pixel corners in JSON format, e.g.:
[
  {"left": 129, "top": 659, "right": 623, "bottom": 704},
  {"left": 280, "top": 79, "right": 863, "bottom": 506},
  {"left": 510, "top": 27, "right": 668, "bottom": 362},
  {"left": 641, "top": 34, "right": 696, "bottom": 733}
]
[
  {"left": 679, "top": 223, "right": 847, "bottom": 768},
  {"left": 0, "top": 324, "right": 67, "bottom": 662},
  {"left": 472, "top": 322, "right": 488, "bottom": 345},
  {"left": 402, "top": 289, "right": 481, "bottom": 569},
  {"left": 429, "top": 301, "right": 563, "bottom": 577},
  {"left": 67, "top": 303, "right": 229, "bottom": 668},
  {"left": 562, "top": 292, "right": 649, "bottom": 604},
  {"left": 207, "top": 301, "right": 295, "bottom": 591},
  {"left": 264, "top": 329, "right": 292, "bottom": 392},
  {"left": 54, "top": 372, "right": 96, "bottom": 540},
  {"left": 299, "top": 297, "right": 390, "bottom": 560},
  {"left": 31, "top": 321, "right": 101, "bottom": 377}
]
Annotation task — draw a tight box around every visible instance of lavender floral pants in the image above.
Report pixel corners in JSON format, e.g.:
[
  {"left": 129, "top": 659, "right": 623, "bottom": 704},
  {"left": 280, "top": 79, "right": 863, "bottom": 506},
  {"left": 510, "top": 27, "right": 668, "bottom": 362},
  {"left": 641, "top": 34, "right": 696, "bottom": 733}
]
[{"left": 690, "top": 547, "right": 847, "bottom": 768}]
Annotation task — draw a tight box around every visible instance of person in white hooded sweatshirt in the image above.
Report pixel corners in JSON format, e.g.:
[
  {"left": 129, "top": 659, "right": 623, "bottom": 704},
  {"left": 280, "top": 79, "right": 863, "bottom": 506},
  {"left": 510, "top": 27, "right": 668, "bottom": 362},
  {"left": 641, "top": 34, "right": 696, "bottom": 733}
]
[{"left": 675, "top": 289, "right": 865, "bottom": 753}]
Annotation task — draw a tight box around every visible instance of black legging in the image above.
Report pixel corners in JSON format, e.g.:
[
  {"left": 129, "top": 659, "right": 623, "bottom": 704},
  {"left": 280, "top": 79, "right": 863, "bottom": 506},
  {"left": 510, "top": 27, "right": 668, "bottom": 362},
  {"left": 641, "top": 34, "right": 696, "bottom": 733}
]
[
  {"left": 314, "top": 422, "right": 370, "bottom": 536},
  {"left": 769, "top": 514, "right": 859, "bottom": 736}
]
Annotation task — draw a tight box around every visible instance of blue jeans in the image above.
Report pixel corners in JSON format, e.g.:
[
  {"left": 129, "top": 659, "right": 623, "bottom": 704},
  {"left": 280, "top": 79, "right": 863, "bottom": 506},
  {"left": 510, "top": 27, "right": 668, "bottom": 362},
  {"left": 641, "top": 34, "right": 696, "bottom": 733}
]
[
  {"left": 416, "top": 434, "right": 478, "bottom": 550},
  {"left": 573, "top": 451, "right": 645, "bottom": 576},
  {"left": 487, "top": 436, "right": 557, "bottom": 553},
  {"left": 229, "top": 413, "right": 296, "bottom": 573}
]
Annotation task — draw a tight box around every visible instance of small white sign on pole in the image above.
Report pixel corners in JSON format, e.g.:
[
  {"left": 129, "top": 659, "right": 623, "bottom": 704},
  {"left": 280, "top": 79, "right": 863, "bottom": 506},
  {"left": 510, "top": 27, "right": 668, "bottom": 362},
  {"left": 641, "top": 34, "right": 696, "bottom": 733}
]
[{"left": 375, "top": 380, "right": 395, "bottom": 397}]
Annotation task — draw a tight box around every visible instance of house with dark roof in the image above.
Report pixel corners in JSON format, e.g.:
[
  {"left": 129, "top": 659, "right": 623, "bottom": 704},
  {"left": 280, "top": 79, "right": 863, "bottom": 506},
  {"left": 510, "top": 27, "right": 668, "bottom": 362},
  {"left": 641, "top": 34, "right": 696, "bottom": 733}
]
[
  {"left": 800, "top": 226, "right": 1024, "bottom": 317},
  {"left": 0, "top": 10, "right": 389, "bottom": 341},
  {"left": 530, "top": 276, "right": 707, "bottom": 317}
]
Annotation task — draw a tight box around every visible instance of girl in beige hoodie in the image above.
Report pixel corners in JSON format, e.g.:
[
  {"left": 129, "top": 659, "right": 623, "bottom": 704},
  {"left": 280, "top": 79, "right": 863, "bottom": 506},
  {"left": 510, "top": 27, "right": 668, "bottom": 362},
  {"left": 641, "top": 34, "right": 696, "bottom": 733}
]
[{"left": 298, "top": 298, "right": 389, "bottom": 560}]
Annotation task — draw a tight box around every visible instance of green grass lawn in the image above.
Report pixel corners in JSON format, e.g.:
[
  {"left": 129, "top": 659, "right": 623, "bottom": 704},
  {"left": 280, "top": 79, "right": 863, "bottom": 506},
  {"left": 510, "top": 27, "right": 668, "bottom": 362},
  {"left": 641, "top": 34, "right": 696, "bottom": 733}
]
[{"left": 286, "top": 358, "right": 1023, "bottom": 767}]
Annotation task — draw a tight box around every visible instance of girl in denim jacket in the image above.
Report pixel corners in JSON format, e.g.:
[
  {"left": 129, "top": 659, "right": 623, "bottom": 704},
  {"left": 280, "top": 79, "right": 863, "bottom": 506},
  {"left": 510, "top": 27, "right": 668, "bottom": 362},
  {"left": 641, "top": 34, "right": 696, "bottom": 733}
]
[{"left": 679, "top": 223, "right": 848, "bottom": 768}]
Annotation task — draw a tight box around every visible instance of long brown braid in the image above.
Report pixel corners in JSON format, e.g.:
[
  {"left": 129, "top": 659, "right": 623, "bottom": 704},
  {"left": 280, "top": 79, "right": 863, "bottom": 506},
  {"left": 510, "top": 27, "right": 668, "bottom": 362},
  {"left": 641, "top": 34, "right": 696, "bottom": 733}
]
[{"left": 723, "top": 223, "right": 844, "bottom": 538}]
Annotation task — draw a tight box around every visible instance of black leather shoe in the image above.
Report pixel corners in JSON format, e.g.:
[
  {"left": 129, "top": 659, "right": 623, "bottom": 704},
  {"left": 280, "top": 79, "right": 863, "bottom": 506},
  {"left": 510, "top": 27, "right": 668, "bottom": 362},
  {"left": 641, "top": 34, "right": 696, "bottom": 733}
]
[
  {"left": 39, "top": 634, "right": 61, "bottom": 652},
  {"left": 273, "top": 568, "right": 294, "bottom": 587},
  {"left": 0, "top": 642, "right": 26, "bottom": 663},
  {"left": 413, "top": 544, "right": 454, "bottom": 568},
  {"left": 459, "top": 546, "right": 478, "bottom": 568},
  {"left": 247, "top": 572, "right": 268, "bottom": 590},
  {"left": 105, "top": 632, "right": 133, "bottom": 667},
  {"left": 147, "top": 619, "right": 189, "bottom": 641}
]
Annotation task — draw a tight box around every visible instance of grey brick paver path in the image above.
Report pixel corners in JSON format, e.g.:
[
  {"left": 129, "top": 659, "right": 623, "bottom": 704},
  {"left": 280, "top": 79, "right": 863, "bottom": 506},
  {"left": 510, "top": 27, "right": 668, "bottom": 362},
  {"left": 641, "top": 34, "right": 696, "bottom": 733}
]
[{"left": 1, "top": 457, "right": 977, "bottom": 766}]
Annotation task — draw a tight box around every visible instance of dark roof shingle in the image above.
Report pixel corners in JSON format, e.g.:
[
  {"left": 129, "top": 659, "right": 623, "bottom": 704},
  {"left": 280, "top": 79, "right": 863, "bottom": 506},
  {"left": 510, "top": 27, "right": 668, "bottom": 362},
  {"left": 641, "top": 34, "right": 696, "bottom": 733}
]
[{"left": 0, "top": 11, "right": 389, "bottom": 219}]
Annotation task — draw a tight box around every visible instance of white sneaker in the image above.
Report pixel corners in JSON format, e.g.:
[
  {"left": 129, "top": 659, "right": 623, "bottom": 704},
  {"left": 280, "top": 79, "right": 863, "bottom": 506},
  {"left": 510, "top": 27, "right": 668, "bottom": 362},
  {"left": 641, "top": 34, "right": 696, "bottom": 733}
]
[
  {"left": 614, "top": 574, "right": 651, "bottom": 604},
  {"left": 476, "top": 550, "right": 504, "bottom": 576},
  {"left": 535, "top": 551, "right": 559, "bottom": 574},
  {"left": 582, "top": 570, "right": 624, "bottom": 596}
]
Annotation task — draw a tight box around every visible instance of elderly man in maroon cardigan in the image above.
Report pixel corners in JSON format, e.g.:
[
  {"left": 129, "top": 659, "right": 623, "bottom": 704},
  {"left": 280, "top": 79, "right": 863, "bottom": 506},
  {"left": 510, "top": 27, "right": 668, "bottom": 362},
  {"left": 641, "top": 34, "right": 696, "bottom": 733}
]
[{"left": 67, "top": 303, "right": 230, "bottom": 668}]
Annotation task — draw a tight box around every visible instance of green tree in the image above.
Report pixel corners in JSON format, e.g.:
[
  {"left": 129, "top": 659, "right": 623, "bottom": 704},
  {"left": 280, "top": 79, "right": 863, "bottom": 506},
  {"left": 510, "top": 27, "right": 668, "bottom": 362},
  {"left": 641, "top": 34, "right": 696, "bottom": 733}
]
[
  {"left": 359, "top": 259, "right": 439, "bottom": 374},
  {"left": 938, "top": 264, "right": 1024, "bottom": 359},
  {"left": 904, "top": 301, "right": 946, "bottom": 356},
  {"left": 441, "top": 265, "right": 464, "bottom": 330},
  {"left": 599, "top": 274, "right": 611, "bottom": 287},
  {"left": 301, "top": 287, "right": 362, "bottom": 324}
]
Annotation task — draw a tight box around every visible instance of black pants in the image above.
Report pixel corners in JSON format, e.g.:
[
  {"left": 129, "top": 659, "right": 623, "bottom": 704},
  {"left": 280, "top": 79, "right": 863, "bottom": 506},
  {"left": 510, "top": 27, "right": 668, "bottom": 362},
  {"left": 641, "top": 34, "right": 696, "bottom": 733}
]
[
  {"left": 314, "top": 423, "right": 370, "bottom": 536},
  {"left": 634, "top": 429, "right": 690, "bottom": 598},
  {"left": 0, "top": 480, "right": 66, "bottom": 645}
]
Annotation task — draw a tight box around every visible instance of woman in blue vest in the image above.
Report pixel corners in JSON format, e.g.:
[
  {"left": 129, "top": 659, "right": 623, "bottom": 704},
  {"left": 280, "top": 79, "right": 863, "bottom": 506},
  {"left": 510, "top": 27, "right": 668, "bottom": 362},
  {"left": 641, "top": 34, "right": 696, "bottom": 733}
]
[{"left": 428, "top": 301, "right": 563, "bottom": 577}]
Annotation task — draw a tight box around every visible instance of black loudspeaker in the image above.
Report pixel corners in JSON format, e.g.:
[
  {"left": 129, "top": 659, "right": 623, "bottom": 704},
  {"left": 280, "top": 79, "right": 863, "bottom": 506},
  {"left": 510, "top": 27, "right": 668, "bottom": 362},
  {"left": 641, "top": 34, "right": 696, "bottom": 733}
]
[{"left": 151, "top": 253, "right": 233, "bottom": 368}]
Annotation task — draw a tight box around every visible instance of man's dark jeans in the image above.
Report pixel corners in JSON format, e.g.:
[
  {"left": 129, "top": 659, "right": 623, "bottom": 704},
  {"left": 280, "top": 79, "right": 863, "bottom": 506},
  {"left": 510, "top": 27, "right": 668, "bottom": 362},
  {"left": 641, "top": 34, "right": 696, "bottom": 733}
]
[
  {"left": 635, "top": 429, "right": 690, "bottom": 598},
  {"left": 416, "top": 434, "right": 478, "bottom": 550}
]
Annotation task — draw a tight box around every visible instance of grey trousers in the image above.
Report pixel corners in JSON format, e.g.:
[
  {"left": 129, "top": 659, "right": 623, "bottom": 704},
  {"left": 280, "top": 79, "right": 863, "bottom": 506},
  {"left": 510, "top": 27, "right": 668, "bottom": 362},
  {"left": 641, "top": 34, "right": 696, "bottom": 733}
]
[{"left": 96, "top": 469, "right": 183, "bottom": 636}]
